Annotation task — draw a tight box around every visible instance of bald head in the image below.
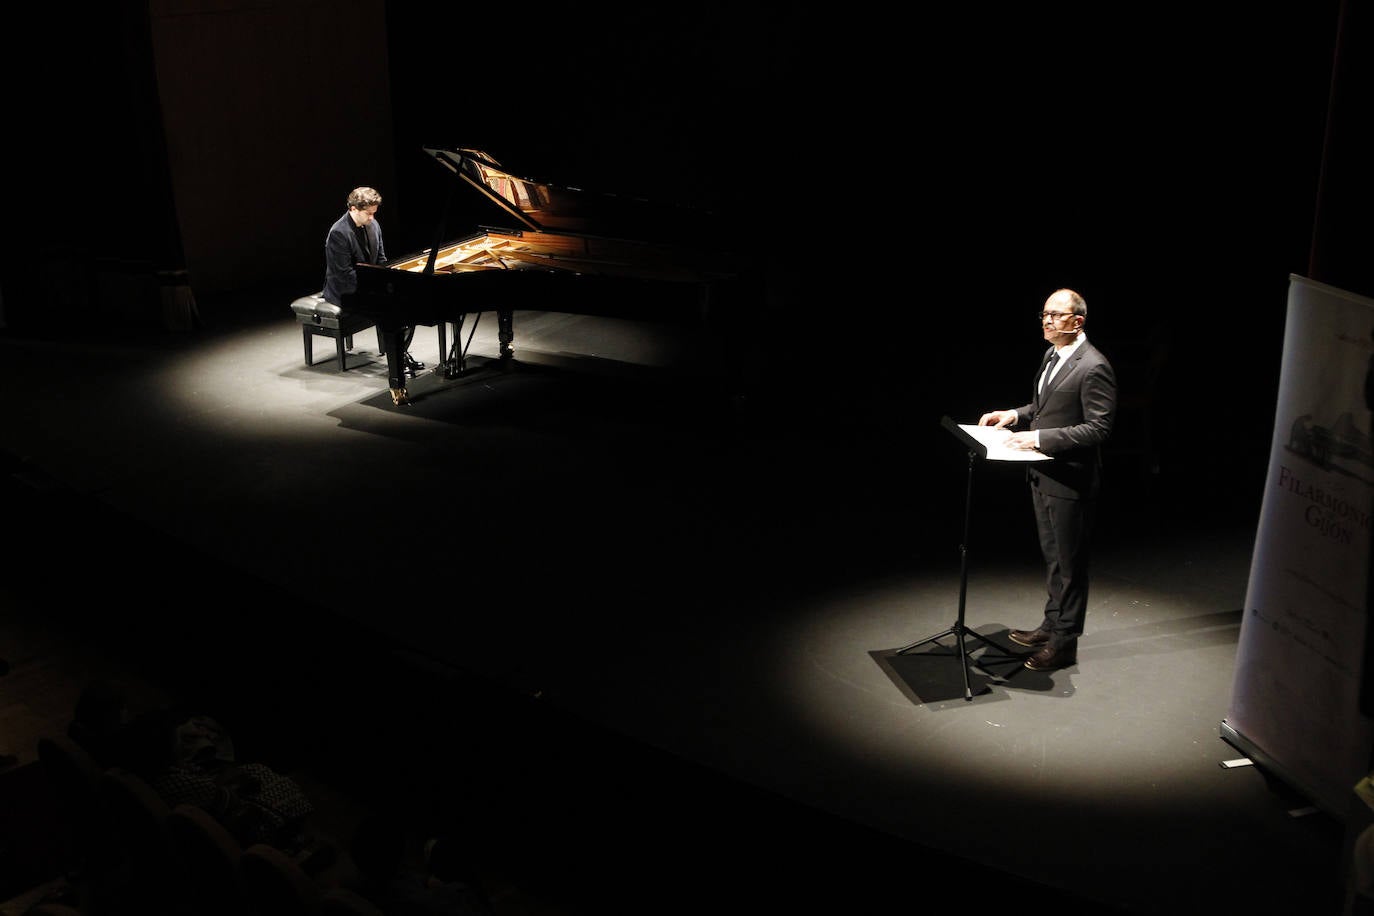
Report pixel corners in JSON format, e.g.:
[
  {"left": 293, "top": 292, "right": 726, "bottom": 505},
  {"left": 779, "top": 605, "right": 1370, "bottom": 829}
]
[{"left": 1041, "top": 288, "right": 1086, "bottom": 346}]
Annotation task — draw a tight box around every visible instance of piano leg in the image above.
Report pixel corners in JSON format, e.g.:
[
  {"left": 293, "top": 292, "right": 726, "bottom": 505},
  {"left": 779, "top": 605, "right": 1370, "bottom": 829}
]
[
  {"left": 498, "top": 308, "right": 514, "bottom": 361},
  {"left": 446, "top": 316, "right": 465, "bottom": 379},
  {"left": 437, "top": 321, "right": 450, "bottom": 376}
]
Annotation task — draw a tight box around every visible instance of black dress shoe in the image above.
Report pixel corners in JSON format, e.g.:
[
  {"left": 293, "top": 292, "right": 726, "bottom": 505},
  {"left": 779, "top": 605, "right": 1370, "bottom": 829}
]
[
  {"left": 404, "top": 352, "right": 426, "bottom": 375},
  {"left": 1008, "top": 628, "right": 1051, "bottom": 648},
  {"left": 1024, "top": 644, "right": 1077, "bottom": 671}
]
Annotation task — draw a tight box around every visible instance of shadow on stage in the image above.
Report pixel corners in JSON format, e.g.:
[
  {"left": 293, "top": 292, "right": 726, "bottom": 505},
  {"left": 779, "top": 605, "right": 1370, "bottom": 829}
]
[
  {"left": 327, "top": 352, "right": 743, "bottom": 441},
  {"left": 871, "top": 626, "right": 1064, "bottom": 707}
]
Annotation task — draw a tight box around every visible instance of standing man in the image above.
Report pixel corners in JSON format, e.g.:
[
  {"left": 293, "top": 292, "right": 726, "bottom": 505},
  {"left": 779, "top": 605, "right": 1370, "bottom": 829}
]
[
  {"left": 323, "top": 187, "right": 423, "bottom": 404},
  {"left": 978, "top": 288, "right": 1117, "bottom": 671}
]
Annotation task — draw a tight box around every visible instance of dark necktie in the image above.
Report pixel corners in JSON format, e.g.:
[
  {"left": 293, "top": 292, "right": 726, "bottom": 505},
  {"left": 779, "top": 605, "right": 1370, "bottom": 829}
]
[
  {"left": 357, "top": 226, "right": 372, "bottom": 263},
  {"left": 1038, "top": 352, "right": 1060, "bottom": 405}
]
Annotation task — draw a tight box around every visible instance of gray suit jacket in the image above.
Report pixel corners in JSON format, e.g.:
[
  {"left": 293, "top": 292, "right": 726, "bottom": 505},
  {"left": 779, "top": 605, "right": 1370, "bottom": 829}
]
[{"left": 1014, "top": 339, "right": 1118, "bottom": 498}]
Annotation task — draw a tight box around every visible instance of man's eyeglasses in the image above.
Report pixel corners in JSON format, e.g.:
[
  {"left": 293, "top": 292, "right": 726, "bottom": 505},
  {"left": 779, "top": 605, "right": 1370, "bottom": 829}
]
[{"left": 1039, "top": 310, "right": 1077, "bottom": 322}]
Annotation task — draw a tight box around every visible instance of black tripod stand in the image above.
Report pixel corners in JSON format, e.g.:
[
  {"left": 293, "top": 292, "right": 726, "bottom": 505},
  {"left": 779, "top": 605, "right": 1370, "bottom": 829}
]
[{"left": 897, "top": 417, "right": 1019, "bottom": 701}]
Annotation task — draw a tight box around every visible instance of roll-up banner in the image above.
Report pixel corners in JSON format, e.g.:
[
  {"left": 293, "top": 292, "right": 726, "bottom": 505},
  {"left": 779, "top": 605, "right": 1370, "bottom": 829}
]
[{"left": 1223, "top": 274, "right": 1374, "bottom": 817}]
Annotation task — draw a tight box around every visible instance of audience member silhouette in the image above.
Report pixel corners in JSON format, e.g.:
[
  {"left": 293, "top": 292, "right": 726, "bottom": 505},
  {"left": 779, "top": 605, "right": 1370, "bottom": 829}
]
[
  {"left": 67, "top": 681, "right": 199, "bottom": 782},
  {"left": 152, "top": 713, "right": 324, "bottom": 857},
  {"left": 67, "top": 678, "right": 138, "bottom": 770},
  {"left": 55, "top": 681, "right": 522, "bottom": 910},
  {"left": 65, "top": 677, "right": 349, "bottom": 883}
]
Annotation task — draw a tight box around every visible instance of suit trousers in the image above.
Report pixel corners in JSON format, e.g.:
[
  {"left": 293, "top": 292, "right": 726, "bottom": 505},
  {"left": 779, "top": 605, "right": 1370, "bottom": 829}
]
[{"left": 1031, "top": 482, "right": 1098, "bottom": 646}]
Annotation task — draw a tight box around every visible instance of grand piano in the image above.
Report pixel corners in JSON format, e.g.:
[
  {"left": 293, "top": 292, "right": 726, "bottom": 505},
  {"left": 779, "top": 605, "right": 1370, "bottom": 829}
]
[{"left": 346, "top": 146, "right": 743, "bottom": 405}]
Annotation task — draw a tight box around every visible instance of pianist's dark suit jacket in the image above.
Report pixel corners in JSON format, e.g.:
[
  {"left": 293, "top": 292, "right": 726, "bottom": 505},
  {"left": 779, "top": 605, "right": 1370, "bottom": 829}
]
[
  {"left": 1014, "top": 339, "right": 1117, "bottom": 499},
  {"left": 322, "top": 212, "right": 387, "bottom": 306}
]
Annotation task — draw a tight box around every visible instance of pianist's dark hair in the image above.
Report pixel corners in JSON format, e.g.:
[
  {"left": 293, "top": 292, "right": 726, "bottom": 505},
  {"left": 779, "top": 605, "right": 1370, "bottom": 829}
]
[{"left": 347, "top": 186, "right": 382, "bottom": 210}]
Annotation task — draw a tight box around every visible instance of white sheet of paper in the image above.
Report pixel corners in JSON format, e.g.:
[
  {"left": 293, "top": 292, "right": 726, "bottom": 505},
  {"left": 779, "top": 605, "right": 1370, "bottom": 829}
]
[{"left": 958, "top": 424, "right": 1052, "bottom": 462}]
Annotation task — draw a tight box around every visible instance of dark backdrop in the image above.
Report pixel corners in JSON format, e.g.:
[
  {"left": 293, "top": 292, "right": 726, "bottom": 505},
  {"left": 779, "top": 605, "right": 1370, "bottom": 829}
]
[
  {"left": 3, "top": 2, "right": 1365, "bottom": 530},
  {"left": 384, "top": 4, "right": 1351, "bottom": 526}
]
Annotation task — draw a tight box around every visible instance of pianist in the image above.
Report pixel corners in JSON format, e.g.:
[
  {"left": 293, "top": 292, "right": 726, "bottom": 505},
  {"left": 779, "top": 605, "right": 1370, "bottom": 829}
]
[{"left": 322, "top": 186, "right": 424, "bottom": 395}]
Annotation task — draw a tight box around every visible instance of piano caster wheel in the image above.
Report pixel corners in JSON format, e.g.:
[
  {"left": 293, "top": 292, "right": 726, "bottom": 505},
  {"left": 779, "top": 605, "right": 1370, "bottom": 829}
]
[{"left": 390, "top": 387, "right": 409, "bottom": 406}]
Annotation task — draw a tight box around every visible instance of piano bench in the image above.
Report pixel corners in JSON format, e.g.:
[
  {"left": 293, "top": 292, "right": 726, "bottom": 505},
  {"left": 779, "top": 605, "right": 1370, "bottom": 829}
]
[{"left": 290, "top": 293, "right": 377, "bottom": 372}]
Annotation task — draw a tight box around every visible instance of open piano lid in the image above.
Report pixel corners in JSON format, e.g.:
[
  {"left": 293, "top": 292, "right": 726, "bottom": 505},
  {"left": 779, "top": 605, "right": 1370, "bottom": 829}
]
[
  {"left": 350, "top": 146, "right": 746, "bottom": 385},
  {"left": 425, "top": 146, "right": 724, "bottom": 248},
  {"left": 387, "top": 146, "right": 738, "bottom": 284}
]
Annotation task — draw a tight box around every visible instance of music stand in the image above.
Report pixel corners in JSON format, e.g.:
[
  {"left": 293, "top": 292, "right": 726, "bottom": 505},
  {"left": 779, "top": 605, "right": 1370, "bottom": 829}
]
[{"left": 896, "top": 415, "right": 1028, "bottom": 700}]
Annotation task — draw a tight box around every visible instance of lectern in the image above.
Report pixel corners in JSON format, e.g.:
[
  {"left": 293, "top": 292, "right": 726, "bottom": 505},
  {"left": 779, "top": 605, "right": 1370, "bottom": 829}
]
[{"left": 897, "top": 415, "right": 1041, "bottom": 700}]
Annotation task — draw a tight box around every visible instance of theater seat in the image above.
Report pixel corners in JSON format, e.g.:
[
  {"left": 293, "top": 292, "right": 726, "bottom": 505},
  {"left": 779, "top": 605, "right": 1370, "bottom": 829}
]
[
  {"left": 289, "top": 293, "right": 378, "bottom": 372},
  {"left": 239, "top": 842, "right": 323, "bottom": 916},
  {"left": 321, "top": 888, "right": 385, "bottom": 915},
  {"left": 168, "top": 803, "right": 245, "bottom": 916}
]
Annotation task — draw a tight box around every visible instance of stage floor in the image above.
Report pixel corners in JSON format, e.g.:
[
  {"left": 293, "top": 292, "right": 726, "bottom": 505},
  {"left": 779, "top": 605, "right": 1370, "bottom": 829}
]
[{"left": 0, "top": 290, "right": 1351, "bottom": 915}]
